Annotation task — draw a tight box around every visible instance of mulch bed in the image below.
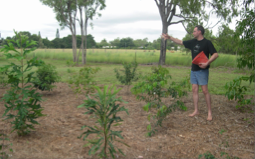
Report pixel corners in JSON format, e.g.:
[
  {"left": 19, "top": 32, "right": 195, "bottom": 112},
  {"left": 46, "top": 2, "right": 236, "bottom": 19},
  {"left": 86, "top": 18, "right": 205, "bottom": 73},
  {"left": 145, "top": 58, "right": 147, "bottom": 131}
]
[{"left": 0, "top": 83, "right": 254, "bottom": 158}]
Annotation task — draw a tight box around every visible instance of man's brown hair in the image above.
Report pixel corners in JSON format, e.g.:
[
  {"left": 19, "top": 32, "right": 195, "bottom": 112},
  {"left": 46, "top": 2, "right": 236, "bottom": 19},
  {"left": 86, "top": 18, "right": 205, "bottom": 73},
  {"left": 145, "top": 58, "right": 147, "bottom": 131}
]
[{"left": 195, "top": 25, "right": 205, "bottom": 35}]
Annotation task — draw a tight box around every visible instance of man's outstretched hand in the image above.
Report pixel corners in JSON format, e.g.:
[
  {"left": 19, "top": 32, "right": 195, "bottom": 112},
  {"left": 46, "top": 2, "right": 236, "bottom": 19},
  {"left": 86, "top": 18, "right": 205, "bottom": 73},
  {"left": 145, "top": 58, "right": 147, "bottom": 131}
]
[{"left": 161, "top": 33, "right": 170, "bottom": 40}]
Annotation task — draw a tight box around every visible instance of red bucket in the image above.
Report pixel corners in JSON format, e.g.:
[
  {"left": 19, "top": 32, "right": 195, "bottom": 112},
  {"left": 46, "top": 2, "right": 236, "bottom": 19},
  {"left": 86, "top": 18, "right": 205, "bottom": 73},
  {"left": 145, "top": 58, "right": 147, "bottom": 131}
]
[{"left": 192, "top": 51, "right": 208, "bottom": 65}]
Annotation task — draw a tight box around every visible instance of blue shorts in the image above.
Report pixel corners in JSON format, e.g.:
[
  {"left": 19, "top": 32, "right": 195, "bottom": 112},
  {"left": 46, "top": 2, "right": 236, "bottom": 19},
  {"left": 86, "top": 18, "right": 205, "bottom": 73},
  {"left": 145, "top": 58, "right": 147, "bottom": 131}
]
[{"left": 190, "top": 69, "right": 209, "bottom": 85}]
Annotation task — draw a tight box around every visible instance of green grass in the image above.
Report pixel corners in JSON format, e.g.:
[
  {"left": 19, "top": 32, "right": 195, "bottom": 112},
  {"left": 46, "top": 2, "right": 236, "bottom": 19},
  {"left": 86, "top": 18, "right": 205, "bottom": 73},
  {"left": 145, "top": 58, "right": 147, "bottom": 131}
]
[
  {"left": 0, "top": 49, "right": 253, "bottom": 95},
  {"left": 28, "top": 49, "right": 239, "bottom": 68}
]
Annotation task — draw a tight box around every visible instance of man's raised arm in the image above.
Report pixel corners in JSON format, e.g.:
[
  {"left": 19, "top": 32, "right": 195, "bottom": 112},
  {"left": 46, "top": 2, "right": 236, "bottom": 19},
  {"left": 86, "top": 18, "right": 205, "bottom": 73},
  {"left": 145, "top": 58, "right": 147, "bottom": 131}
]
[{"left": 161, "top": 33, "right": 183, "bottom": 45}]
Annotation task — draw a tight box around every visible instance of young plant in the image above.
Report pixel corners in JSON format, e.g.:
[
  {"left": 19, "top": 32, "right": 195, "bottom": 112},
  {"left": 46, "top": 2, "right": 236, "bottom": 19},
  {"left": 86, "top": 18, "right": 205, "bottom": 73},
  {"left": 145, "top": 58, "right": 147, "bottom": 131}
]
[
  {"left": 114, "top": 62, "right": 139, "bottom": 91},
  {"left": 198, "top": 151, "right": 216, "bottom": 159},
  {"left": 77, "top": 85, "right": 129, "bottom": 158},
  {"left": 198, "top": 130, "right": 240, "bottom": 159},
  {"left": 66, "top": 60, "right": 76, "bottom": 67},
  {"left": 0, "top": 71, "right": 8, "bottom": 88},
  {"left": 68, "top": 66, "right": 100, "bottom": 94},
  {"left": 132, "top": 66, "right": 188, "bottom": 136},
  {"left": 0, "top": 133, "right": 13, "bottom": 159},
  {"left": 67, "top": 68, "right": 74, "bottom": 73},
  {"left": 0, "top": 30, "right": 46, "bottom": 136},
  {"left": 32, "top": 63, "right": 61, "bottom": 91},
  {"left": 224, "top": 76, "right": 253, "bottom": 112},
  {"left": 218, "top": 129, "right": 232, "bottom": 159}
]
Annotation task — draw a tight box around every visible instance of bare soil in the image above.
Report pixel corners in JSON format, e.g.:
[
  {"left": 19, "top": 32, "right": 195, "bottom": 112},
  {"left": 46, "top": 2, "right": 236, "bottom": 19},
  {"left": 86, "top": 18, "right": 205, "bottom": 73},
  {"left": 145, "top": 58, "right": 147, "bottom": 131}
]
[{"left": 0, "top": 83, "right": 254, "bottom": 159}]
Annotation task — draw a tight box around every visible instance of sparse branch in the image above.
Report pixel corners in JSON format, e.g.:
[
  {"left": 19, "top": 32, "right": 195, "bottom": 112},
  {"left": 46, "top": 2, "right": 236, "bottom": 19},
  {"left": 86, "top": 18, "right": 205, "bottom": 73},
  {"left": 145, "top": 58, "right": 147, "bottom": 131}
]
[
  {"left": 203, "top": 9, "right": 213, "bottom": 28},
  {"left": 155, "top": 0, "right": 159, "bottom": 6},
  {"left": 169, "top": 20, "right": 186, "bottom": 25},
  {"left": 174, "top": 14, "right": 196, "bottom": 20},
  {"left": 208, "top": 18, "right": 223, "bottom": 29},
  {"left": 166, "top": 0, "right": 170, "bottom": 5},
  {"left": 167, "top": 4, "right": 176, "bottom": 24},
  {"left": 165, "top": 0, "right": 172, "bottom": 15},
  {"left": 205, "top": 0, "right": 217, "bottom": 9},
  {"left": 181, "top": 22, "right": 192, "bottom": 34}
]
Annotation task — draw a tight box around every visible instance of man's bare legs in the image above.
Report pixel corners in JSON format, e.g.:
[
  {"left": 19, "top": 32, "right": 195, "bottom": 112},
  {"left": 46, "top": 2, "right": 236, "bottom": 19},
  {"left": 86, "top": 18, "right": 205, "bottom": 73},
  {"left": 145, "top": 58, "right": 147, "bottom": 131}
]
[
  {"left": 201, "top": 85, "right": 212, "bottom": 121},
  {"left": 189, "top": 84, "right": 199, "bottom": 116},
  {"left": 189, "top": 84, "right": 212, "bottom": 121}
]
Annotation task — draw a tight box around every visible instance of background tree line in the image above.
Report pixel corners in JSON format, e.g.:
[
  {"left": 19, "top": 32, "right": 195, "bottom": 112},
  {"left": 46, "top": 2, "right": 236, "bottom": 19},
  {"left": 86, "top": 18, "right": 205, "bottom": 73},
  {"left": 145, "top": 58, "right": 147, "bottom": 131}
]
[
  {"left": 97, "top": 37, "right": 179, "bottom": 50},
  {"left": 1, "top": 31, "right": 96, "bottom": 49},
  {"left": 1, "top": 23, "right": 241, "bottom": 55}
]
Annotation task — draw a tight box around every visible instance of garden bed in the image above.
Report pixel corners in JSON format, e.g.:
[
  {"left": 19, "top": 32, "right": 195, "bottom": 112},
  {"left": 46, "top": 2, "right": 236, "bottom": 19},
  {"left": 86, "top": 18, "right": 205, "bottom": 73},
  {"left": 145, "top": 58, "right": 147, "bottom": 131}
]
[{"left": 0, "top": 83, "right": 254, "bottom": 158}]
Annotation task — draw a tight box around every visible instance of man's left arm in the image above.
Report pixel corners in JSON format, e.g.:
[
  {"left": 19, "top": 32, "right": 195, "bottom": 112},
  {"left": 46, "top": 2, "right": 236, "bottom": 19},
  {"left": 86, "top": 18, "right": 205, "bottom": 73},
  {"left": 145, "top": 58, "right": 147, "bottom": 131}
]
[{"left": 199, "top": 53, "right": 219, "bottom": 69}]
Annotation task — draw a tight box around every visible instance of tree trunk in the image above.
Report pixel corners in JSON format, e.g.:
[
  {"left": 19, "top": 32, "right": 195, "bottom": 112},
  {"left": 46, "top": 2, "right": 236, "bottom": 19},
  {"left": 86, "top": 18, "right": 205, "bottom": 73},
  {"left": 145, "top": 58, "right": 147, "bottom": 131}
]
[
  {"left": 81, "top": 36, "right": 85, "bottom": 64},
  {"left": 77, "top": 42, "right": 83, "bottom": 65},
  {"left": 159, "top": 22, "right": 168, "bottom": 65},
  {"left": 83, "top": 17, "right": 88, "bottom": 65},
  {"left": 72, "top": 34, "right": 77, "bottom": 62},
  {"left": 78, "top": 6, "right": 85, "bottom": 65},
  {"left": 70, "top": 2, "right": 77, "bottom": 63}
]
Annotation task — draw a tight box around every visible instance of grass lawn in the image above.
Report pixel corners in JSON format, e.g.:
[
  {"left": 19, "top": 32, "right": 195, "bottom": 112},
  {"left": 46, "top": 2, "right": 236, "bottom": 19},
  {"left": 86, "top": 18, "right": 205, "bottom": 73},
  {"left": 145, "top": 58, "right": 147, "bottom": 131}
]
[
  {"left": 29, "top": 49, "right": 238, "bottom": 68},
  {"left": 44, "top": 59, "right": 254, "bottom": 95},
  {"left": 0, "top": 52, "right": 253, "bottom": 95}
]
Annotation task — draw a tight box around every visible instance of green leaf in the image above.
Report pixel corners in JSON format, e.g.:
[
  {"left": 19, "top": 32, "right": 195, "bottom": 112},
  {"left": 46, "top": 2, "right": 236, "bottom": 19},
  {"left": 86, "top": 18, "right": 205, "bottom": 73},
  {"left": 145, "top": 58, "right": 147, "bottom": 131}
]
[
  {"left": 143, "top": 103, "right": 150, "bottom": 112},
  {"left": 77, "top": 104, "right": 85, "bottom": 108},
  {"left": 83, "top": 143, "right": 91, "bottom": 147},
  {"left": 147, "top": 124, "right": 151, "bottom": 131},
  {"left": 147, "top": 114, "right": 151, "bottom": 121}
]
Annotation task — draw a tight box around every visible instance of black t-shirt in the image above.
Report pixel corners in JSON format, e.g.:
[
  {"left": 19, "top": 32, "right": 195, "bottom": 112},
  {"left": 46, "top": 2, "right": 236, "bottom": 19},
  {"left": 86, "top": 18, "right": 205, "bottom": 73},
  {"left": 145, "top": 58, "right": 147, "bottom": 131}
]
[{"left": 183, "top": 38, "right": 217, "bottom": 71}]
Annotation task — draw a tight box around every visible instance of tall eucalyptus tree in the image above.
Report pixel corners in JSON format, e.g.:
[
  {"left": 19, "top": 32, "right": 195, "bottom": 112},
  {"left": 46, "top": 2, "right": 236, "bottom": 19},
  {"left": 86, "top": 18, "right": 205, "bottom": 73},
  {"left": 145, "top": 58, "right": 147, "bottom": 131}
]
[
  {"left": 77, "top": 0, "right": 106, "bottom": 65},
  {"left": 40, "top": 0, "right": 78, "bottom": 62}
]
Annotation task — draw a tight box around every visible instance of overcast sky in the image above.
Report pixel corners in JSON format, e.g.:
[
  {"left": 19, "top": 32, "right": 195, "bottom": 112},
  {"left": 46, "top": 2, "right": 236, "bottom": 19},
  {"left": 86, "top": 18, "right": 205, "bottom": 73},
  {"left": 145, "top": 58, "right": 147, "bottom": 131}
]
[{"left": 0, "top": 0, "right": 239, "bottom": 42}]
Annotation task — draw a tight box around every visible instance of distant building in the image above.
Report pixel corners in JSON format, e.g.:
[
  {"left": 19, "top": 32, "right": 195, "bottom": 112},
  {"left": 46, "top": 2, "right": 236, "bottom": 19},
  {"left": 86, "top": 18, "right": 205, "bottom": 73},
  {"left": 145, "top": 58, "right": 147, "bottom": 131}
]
[
  {"left": 102, "top": 46, "right": 117, "bottom": 49},
  {"left": 138, "top": 46, "right": 146, "bottom": 49}
]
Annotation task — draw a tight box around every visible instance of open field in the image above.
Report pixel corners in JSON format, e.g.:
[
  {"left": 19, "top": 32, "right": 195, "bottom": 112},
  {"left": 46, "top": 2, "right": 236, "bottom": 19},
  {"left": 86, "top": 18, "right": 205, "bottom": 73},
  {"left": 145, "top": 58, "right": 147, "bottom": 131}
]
[
  {"left": 29, "top": 49, "right": 239, "bottom": 68},
  {"left": 0, "top": 50, "right": 254, "bottom": 159}
]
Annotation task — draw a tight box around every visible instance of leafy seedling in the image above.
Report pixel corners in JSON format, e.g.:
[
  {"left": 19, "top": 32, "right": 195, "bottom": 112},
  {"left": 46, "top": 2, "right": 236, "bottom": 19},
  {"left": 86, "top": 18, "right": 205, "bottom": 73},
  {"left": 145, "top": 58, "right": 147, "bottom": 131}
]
[
  {"left": 68, "top": 66, "right": 100, "bottom": 95},
  {"left": 77, "top": 85, "right": 129, "bottom": 158},
  {"left": 132, "top": 66, "right": 188, "bottom": 136},
  {"left": 114, "top": 62, "right": 139, "bottom": 92}
]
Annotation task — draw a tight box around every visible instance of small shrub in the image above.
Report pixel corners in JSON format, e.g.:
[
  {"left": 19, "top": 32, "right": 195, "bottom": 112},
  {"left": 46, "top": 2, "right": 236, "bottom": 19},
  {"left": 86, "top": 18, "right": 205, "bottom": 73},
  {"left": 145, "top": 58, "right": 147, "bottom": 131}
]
[
  {"left": 132, "top": 66, "right": 188, "bottom": 136},
  {"left": 114, "top": 62, "right": 139, "bottom": 90},
  {"left": 32, "top": 64, "right": 61, "bottom": 91},
  {"left": 77, "top": 85, "right": 129, "bottom": 158},
  {"left": 198, "top": 151, "right": 216, "bottom": 159},
  {"left": 66, "top": 60, "right": 76, "bottom": 67},
  {"left": 224, "top": 76, "right": 254, "bottom": 112},
  {"left": 0, "top": 133, "right": 13, "bottom": 159},
  {"left": 68, "top": 66, "right": 100, "bottom": 94},
  {"left": 198, "top": 130, "right": 240, "bottom": 159},
  {"left": 67, "top": 68, "right": 74, "bottom": 73}
]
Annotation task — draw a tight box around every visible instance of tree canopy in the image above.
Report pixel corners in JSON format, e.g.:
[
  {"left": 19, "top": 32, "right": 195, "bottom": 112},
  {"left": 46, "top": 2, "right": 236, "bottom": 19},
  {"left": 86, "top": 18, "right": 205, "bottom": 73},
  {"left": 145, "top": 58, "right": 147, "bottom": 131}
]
[{"left": 235, "top": 0, "right": 254, "bottom": 82}]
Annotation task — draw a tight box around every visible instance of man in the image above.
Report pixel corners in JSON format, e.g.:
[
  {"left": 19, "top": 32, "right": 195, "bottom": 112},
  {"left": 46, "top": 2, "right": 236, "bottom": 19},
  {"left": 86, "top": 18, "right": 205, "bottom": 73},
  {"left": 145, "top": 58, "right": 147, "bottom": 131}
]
[{"left": 161, "top": 25, "right": 218, "bottom": 121}]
